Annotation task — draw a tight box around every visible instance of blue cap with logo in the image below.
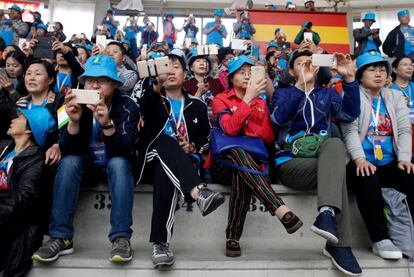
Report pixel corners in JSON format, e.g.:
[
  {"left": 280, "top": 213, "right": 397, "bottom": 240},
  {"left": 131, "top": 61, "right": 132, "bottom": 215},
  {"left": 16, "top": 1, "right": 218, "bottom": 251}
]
[
  {"left": 362, "top": 12, "right": 376, "bottom": 22},
  {"left": 9, "top": 4, "right": 22, "bottom": 13},
  {"left": 214, "top": 9, "right": 225, "bottom": 17},
  {"left": 397, "top": 10, "right": 410, "bottom": 17},
  {"left": 356, "top": 50, "right": 390, "bottom": 76},
  {"left": 19, "top": 108, "right": 55, "bottom": 149},
  {"left": 228, "top": 55, "right": 254, "bottom": 75},
  {"left": 78, "top": 54, "right": 123, "bottom": 86},
  {"left": 36, "top": 24, "right": 48, "bottom": 31}
]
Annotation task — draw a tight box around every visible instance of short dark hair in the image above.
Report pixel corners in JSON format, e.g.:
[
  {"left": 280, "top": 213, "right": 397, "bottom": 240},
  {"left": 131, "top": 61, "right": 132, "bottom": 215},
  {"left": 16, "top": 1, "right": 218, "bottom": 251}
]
[
  {"left": 24, "top": 59, "right": 56, "bottom": 91},
  {"left": 107, "top": 41, "right": 126, "bottom": 56},
  {"left": 218, "top": 47, "right": 233, "bottom": 63},
  {"left": 5, "top": 47, "right": 26, "bottom": 68},
  {"left": 391, "top": 56, "right": 413, "bottom": 81}
]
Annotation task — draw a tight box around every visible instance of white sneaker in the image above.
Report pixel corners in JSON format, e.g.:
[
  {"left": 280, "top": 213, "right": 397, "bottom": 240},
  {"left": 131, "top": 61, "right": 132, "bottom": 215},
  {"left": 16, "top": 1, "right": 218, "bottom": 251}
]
[{"left": 372, "top": 239, "right": 402, "bottom": 260}]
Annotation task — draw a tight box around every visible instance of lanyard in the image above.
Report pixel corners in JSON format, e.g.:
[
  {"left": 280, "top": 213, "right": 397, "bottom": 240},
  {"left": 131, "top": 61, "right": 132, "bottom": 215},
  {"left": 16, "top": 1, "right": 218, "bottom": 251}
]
[
  {"left": 57, "top": 73, "right": 70, "bottom": 92},
  {"left": 170, "top": 98, "right": 185, "bottom": 134},
  {"left": 400, "top": 84, "right": 413, "bottom": 107},
  {"left": 371, "top": 97, "right": 382, "bottom": 133}
]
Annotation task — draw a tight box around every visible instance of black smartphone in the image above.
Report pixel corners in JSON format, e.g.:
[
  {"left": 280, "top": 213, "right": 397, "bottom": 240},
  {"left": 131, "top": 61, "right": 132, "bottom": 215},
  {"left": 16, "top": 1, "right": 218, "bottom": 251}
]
[{"left": 33, "top": 36, "right": 55, "bottom": 59}]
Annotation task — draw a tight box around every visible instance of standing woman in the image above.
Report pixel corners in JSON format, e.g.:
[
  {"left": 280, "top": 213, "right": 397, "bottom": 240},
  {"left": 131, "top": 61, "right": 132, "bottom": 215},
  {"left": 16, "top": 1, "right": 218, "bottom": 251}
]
[
  {"left": 342, "top": 51, "right": 414, "bottom": 260},
  {"left": 211, "top": 55, "right": 303, "bottom": 257}
]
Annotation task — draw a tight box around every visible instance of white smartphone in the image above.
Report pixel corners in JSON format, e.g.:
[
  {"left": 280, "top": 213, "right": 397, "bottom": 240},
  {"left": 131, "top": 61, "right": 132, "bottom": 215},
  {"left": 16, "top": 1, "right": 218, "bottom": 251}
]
[
  {"left": 154, "top": 56, "right": 171, "bottom": 75},
  {"left": 250, "top": 66, "right": 266, "bottom": 82},
  {"left": 72, "top": 89, "right": 100, "bottom": 105},
  {"left": 208, "top": 44, "right": 218, "bottom": 55},
  {"left": 96, "top": 35, "right": 107, "bottom": 50},
  {"left": 197, "top": 45, "right": 207, "bottom": 55},
  {"left": 47, "top": 23, "right": 55, "bottom": 32},
  {"left": 312, "top": 54, "right": 338, "bottom": 67},
  {"left": 304, "top": 32, "right": 313, "bottom": 41},
  {"left": 18, "top": 38, "right": 26, "bottom": 50},
  {"left": 141, "top": 44, "right": 147, "bottom": 57},
  {"left": 288, "top": 3, "right": 296, "bottom": 8},
  {"left": 231, "top": 39, "right": 248, "bottom": 50}
]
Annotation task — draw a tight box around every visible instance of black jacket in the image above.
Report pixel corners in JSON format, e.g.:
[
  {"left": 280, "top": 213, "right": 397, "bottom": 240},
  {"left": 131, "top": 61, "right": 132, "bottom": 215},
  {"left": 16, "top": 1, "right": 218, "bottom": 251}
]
[
  {"left": 135, "top": 78, "right": 210, "bottom": 183},
  {"left": 383, "top": 25, "right": 406, "bottom": 58},
  {"left": 353, "top": 27, "right": 382, "bottom": 57},
  {"left": 0, "top": 144, "right": 45, "bottom": 277},
  {"left": 59, "top": 90, "right": 140, "bottom": 159}
]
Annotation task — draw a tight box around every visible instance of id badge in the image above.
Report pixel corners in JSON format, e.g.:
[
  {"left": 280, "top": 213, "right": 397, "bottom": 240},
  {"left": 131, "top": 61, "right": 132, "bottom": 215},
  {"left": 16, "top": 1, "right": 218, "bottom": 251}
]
[
  {"left": 89, "top": 143, "right": 108, "bottom": 166},
  {"left": 409, "top": 106, "right": 414, "bottom": 124},
  {"left": 372, "top": 136, "right": 383, "bottom": 161}
]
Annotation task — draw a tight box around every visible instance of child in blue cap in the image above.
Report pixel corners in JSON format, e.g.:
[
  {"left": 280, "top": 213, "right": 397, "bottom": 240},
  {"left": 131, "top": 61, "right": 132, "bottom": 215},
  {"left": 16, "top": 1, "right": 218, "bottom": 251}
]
[{"left": 384, "top": 9, "right": 414, "bottom": 59}]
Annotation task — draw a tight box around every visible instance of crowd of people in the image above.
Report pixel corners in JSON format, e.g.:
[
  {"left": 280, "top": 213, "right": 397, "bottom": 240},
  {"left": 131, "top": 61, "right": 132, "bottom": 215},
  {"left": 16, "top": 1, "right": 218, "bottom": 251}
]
[{"left": 0, "top": 1, "right": 413, "bottom": 277}]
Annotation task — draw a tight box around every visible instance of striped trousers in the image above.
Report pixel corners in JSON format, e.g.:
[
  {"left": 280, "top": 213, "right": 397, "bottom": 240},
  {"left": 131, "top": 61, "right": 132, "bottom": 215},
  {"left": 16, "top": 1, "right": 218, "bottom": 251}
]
[{"left": 213, "top": 148, "right": 285, "bottom": 241}]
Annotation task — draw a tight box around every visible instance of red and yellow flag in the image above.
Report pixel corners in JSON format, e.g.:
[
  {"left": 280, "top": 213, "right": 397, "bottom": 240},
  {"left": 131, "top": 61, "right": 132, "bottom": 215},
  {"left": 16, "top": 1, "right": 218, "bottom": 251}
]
[{"left": 238, "top": 10, "right": 351, "bottom": 55}]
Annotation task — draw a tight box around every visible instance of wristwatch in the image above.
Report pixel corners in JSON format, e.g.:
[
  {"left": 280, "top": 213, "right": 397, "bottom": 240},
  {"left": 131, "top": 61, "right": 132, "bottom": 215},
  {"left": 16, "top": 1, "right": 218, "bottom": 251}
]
[{"left": 101, "top": 119, "right": 115, "bottom": 130}]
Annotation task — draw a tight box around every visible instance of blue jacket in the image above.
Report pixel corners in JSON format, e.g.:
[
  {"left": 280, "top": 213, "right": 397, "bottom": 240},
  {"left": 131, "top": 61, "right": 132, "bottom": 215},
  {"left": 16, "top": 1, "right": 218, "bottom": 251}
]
[
  {"left": 271, "top": 81, "right": 360, "bottom": 146},
  {"left": 59, "top": 90, "right": 140, "bottom": 159}
]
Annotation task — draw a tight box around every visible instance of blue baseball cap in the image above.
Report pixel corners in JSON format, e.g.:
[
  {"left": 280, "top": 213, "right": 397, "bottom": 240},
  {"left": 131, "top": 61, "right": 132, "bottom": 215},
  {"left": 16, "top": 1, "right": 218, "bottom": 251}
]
[
  {"left": 165, "top": 13, "right": 174, "bottom": 18},
  {"left": 228, "top": 55, "right": 254, "bottom": 75},
  {"left": 121, "top": 40, "right": 131, "bottom": 48},
  {"left": 362, "top": 12, "right": 376, "bottom": 22},
  {"left": 274, "top": 27, "right": 281, "bottom": 33},
  {"left": 247, "top": 0, "right": 253, "bottom": 3},
  {"left": 191, "top": 38, "right": 199, "bottom": 45},
  {"left": 106, "top": 8, "right": 114, "bottom": 14},
  {"left": 188, "top": 48, "right": 212, "bottom": 74},
  {"left": 398, "top": 10, "right": 410, "bottom": 17},
  {"left": 148, "top": 52, "right": 165, "bottom": 59},
  {"left": 9, "top": 4, "right": 22, "bottom": 13},
  {"left": 78, "top": 54, "right": 123, "bottom": 86},
  {"left": 36, "top": 24, "right": 48, "bottom": 32},
  {"left": 267, "top": 41, "right": 280, "bottom": 50},
  {"left": 214, "top": 9, "right": 225, "bottom": 17},
  {"left": 18, "top": 108, "right": 55, "bottom": 148},
  {"left": 285, "top": 1, "right": 293, "bottom": 7},
  {"left": 356, "top": 50, "right": 390, "bottom": 77}
]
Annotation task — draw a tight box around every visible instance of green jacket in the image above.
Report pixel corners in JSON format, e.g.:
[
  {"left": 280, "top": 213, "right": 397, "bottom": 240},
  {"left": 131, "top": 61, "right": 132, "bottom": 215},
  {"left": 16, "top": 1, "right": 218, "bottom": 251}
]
[{"left": 294, "top": 29, "right": 321, "bottom": 45}]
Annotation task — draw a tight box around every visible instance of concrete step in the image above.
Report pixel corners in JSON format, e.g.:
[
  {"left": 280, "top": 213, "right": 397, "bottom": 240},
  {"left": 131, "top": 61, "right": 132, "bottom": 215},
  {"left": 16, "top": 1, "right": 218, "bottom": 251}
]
[{"left": 28, "top": 184, "right": 413, "bottom": 276}]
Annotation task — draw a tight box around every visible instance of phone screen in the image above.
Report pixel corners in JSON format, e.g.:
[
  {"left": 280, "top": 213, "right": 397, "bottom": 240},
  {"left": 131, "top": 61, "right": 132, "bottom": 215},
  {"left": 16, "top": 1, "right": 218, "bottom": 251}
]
[{"left": 33, "top": 36, "right": 55, "bottom": 59}]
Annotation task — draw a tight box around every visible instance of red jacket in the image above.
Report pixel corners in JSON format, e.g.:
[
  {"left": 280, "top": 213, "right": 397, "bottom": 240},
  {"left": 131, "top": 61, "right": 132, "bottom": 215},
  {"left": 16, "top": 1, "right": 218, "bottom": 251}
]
[{"left": 212, "top": 89, "right": 274, "bottom": 145}]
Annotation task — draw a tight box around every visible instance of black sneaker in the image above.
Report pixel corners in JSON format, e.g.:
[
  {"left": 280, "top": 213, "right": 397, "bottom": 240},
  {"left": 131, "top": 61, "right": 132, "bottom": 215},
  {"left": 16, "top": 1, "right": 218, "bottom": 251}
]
[
  {"left": 110, "top": 237, "right": 133, "bottom": 263},
  {"left": 32, "top": 238, "right": 74, "bottom": 262},
  {"left": 196, "top": 184, "right": 225, "bottom": 216},
  {"left": 152, "top": 242, "right": 175, "bottom": 269}
]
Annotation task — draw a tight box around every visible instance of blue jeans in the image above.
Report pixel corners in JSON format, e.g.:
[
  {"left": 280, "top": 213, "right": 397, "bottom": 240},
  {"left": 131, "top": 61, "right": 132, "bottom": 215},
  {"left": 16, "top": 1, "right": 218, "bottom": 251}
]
[{"left": 48, "top": 155, "right": 135, "bottom": 242}]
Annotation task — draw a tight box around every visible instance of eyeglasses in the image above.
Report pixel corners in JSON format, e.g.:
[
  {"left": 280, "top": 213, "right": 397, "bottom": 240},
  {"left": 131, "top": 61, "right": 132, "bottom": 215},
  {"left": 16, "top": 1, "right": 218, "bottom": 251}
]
[{"left": 84, "top": 78, "right": 112, "bottom": 86}]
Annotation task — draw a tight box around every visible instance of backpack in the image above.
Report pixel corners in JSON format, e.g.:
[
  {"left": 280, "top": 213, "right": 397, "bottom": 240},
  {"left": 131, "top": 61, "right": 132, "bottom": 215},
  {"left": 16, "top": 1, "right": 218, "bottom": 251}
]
[{"left": 382, "top": 188, "right": 414, "bottom": 260}]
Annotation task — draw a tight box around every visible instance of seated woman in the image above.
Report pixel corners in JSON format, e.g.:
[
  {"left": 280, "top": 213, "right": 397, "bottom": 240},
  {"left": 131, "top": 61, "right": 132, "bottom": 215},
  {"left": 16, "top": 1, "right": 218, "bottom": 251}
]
[
  {"left": 183, "top": 48, "right": 225, "bottom": 102},
  {"left": 390, "top": 56, "right": 414, "bottom": 156},
  {"left": 342, "top": 51, "right": 414, "bottom": 260},
  {"left": 0, "top": 49, "right": 27, "bottom": 102},
  {"left": 271, "top": 50, "right": 362, "bottom": 275},
  {"left": 0, "top": 108, "right": 55, "bottom": 277},
  {"left": 211, "top": 55, "right": 303, "bottom": 258}
]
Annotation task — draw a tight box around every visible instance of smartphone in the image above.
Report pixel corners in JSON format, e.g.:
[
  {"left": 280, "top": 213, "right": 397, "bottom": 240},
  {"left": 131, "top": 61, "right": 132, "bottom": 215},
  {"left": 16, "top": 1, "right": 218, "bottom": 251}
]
[
  {"left": 231, "top": 39, "right": 248, "bottom": 50},
  {"left": 137, "top": 60, "right": 150, "bottom": 78},
  {"left": 18, "top": 38, "right": 26, "bottom": 50},
  {"left": 97, "top": 25, "right": 104, "bottom": 31},
  {"left": 250, "top": 66, "right": 265, "bottom": 82},
  {"left": 208, "top": 44, "right": 218, "bottom": 55},
  {"left": 197, "top": 45, "right": 206, "bottom": 55},
  {"left": 251, "top": 45, "right": 260, "bottom": 60},
  {"left": 33, "top": 36, "right": 55, "bottom": 59},
  {"left": 304, "top": 32, "right": 313, "bottom": 42},
  {"left": 0, "top": 68, "right": 6, "bottom": 76},
  {"left": 141, "top": 44, "right": 147, "bottom": 57},
  {"left": 312, "top": 54, "right": 338, "bottom": 67},
  {"left": 72, "top": 89, "right": 100, "bottom": 105},
  {"left": 154, "top": 56, "right": 171, "bottom": 75},
  {"left": 47, "top": 24, "right": 55, "bottom": 32},
  {"left": 147, "top": 59, "right": 156, "bottom": 76},
  {"left": 288, "top": 3, "right": 296, "bottom": 8},
  {"left": 96, "top": 35, "right": 107, "bottom": 50}
]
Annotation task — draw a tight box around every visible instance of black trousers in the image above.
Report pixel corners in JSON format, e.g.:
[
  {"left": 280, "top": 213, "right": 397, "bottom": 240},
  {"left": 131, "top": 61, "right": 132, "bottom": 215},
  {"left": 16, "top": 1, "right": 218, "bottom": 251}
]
[
  {"left": 148, "top": 135, "right": 202, "bottom": 243},
  {"left": 347, "top": 161, "right": 414, "bottom": 243}
]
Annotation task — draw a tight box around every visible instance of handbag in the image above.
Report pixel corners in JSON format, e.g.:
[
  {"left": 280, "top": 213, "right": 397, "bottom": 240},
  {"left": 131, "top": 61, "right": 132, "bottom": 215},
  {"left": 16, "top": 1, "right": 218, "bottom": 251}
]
[
  {"left": 284, "top": 131, "right": 327, "bottom": 158},
  {"left": 209, "top": 109, "right": 269, "bottom": 176}
]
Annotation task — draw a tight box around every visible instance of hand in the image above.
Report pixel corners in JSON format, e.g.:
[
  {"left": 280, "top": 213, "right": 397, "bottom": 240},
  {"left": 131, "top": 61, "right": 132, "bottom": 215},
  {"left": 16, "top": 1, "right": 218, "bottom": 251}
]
[
  {"left": 244, "top": 78, "right": 267, "bottom": 104},
  {"left": 137, "top": 115, "right": 145, "bottom": 132},
  {"left": 153, "top": 73, "right": 169, "bottom": 93},
  {"left": 355, "top": 158, "right": 376, "bottom": 177},
  {"left": 92, "top": 44, "right": 102, "bottom": 56},
  {"left": 45, "top": 143, "right": 61, "bottom": 165},
  {"left": 195, "top": 81, "right": 209, "bottom": 97},
  {"left": 0, "top": 74, "right": 13, "bottom": 91},
  {"left": 179, "top": 136, "right": 192, "bottom": 153},
  {"left": 87, "top": 97, "right": 110, "bottom": 127},
  {"left": 334, "top": 53, "right": 355, "bottom": 83},
  {"left": 398, "top": 161, "right": 414, "bottom": 174},
  {"left": 52, "top": 40, "right": 70, "bottom": 54},
  {"left": 29, "top": 39, "right": 38, "bottom": 50},
  {"left": 64, "top": 90, "right": 83, "bottom": 123}
]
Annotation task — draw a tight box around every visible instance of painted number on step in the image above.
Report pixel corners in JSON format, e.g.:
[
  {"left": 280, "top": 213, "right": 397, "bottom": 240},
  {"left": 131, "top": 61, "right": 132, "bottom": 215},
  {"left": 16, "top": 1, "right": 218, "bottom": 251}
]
[
  {"left": 249, "top": 196, "right": 268, "bottom": 213},
  {"left": 94, "top": 193, "right": 112, "bottom": 210}
]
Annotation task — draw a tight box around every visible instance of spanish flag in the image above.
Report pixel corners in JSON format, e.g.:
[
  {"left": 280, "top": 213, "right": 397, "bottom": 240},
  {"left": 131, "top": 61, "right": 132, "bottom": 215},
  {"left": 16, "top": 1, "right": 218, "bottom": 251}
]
[{"left": 238, "top": 10, "right": 351, "bottom": 55}]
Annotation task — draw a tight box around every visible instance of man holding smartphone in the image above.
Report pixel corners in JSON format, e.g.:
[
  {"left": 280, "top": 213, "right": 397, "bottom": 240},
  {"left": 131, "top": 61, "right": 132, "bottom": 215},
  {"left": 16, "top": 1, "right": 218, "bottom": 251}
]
[
  {"left": 32, "top": 54, "right": 140, "bottom": 264},
  {"left": 203, "top": 9, "right": 228, "bottom": 48},
  {"left": 353, "top": 12, "right": 382, "bottom": 57}
]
